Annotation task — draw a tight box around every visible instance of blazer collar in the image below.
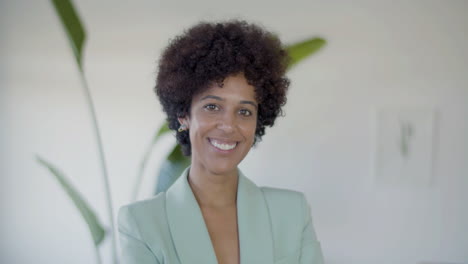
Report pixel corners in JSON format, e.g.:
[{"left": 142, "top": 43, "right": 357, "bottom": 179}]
[{"left": 165, "top": 167, "right": 274, "bottom": 264}]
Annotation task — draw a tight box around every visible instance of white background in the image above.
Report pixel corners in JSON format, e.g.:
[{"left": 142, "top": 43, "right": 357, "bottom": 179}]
[{"left": 1, "top": 0, "right": 467, "bottom": 263}]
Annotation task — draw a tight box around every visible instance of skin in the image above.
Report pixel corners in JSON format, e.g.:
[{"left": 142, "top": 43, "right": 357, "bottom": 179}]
[{"left": 178, "top": 72, "right": 258, "bottom": 264}]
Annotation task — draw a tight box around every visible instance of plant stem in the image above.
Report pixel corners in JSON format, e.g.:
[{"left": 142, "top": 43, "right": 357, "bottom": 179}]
[
  {"left": 78, "top": 71, "right": 118, "bottom": 264},
  {"left": 94, "top": 244, "right": 103, "bottom": 264},
  {"left": 131, "top": 137, "right": 154, "bottom": 201}
]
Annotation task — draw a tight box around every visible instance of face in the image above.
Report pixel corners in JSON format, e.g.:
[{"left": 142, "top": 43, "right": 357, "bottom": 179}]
[{"left": 179, "top": 73, "right": 258, "bottom": 176}]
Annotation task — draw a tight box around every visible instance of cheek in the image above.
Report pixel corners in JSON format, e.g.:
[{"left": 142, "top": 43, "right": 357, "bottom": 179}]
[
  {"left": 242, "top": 121, "right": 257, "bottom": 142},
  {"left": 188, "top": 116, "right": 211, "bottom": 142}
]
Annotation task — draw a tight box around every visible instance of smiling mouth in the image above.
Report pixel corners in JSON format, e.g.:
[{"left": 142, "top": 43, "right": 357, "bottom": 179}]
[{"left": 208, "top": 138, "right": 238, "bottom": 151}]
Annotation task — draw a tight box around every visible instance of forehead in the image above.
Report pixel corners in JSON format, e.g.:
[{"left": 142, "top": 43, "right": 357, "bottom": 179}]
[{"left": 194, "top": 73, "right": 257, "bottom": 102}]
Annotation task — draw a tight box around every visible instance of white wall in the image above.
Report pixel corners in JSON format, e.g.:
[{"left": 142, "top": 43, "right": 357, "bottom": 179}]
[{"left": 1, "top": 0, "right": 467, "bottom": 263}]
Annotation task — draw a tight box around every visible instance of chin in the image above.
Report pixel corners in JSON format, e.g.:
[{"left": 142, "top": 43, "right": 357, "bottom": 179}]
[{"left": 205, "top": 161, "right": 239, "bottom": 176}]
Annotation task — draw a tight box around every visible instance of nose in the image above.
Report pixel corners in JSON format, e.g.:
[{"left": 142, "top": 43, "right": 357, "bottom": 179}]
[{"left": 217, "top": 112, "right": 236, "bottom": 134}]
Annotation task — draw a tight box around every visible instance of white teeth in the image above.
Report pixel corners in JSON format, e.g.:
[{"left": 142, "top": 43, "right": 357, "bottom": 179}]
[{"left": 210, "top": 139, "right": 237, "bottom": 150}]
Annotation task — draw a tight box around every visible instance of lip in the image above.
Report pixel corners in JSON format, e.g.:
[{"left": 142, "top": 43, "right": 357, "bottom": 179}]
[{"left": 208, "top": 138, "right": 238, "bottom": 153}]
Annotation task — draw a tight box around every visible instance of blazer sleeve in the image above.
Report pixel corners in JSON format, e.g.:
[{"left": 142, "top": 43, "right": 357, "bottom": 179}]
[
  {"left": 118, "top": 205, "right": 160, "bottom": 264},
  {"left": 299, "top": 193, "right": 325, "bottom": 264}
]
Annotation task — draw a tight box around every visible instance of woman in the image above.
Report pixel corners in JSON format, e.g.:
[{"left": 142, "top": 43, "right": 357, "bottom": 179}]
[{"left": 118, "top": 20, "right": 324, "bottom": 264}]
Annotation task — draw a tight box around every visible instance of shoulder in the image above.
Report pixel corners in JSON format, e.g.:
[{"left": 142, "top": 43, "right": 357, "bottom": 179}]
[
  {"left": 119, "top": 192, "right": 166, "bottom": 215},
  {"left": 118, "top": 194, "right": 167, "bottom": 262},
  {"left": 260, "top": 186, "right": 305, "bottom": 202},
  {"left": 118, "top": 193, "right": 169, "bottom": 246},
  {"left": 259, "top": 187, "right": 315, "bottom": 257},
  {"left": 259, "top": 186, "right": 310, "bottom": 226},
  {"left": 118, "top": 192, "right": 166, "bottom": 226},
  {"left": 260, "top": 186, "right": 308, "bottom": 213}
]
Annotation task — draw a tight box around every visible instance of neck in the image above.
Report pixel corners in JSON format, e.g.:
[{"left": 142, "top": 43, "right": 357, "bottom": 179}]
[{"left": 188, "top": 164, "right": 238, "bottom": 208}]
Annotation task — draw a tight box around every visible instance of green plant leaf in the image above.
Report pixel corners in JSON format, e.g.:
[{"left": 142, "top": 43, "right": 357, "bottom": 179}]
[
  {"left": 131, "top": 122, "right": 173, "bottom": 200},
  {"left": 139, "top": 122, "right": 172, "bottom": 177},
  {"left": 51, "top": 0, "right": 86, "bottom": 70},
  {"left": 154, "top": 122, "right": 171, "bottom": 142},
  {"left": 155, "top": 144, "right": 190, "bottom": 194},
  {"left": 285, "top": 37, "right": 326, "bottom": 70},
  {"left": 36, "top": 155, "right": 106, "bottom": 246}
]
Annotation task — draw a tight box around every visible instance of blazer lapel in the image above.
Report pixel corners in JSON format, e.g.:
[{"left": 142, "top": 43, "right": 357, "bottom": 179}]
[
  {"left": 165, "top": 167, "right": 218, "bottom": 264},
  {"left": 165, "top": 167, "right": 274, "bottom": 264},
  {"left": 237, "top": 170, "right": 275, "bottom": 263}
]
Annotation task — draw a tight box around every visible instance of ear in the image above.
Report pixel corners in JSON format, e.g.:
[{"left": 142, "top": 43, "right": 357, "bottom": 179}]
[{"left": 178, "top": 116, "right": 190, "bottom": 128}]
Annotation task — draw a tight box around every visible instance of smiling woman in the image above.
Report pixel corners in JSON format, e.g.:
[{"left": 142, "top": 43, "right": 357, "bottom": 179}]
[{"left": 118, "top": 20, "right": 324, "bottom": 264}]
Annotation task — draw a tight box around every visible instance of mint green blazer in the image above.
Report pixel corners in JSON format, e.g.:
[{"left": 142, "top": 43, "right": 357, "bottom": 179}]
[{"left": 118, "top": 168, "right": 324, "bottom": 264}]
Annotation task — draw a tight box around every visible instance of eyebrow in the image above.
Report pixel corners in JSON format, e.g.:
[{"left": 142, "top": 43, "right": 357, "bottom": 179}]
[
  {"left": 200, "top": 95, "right": 258, "bottom": 109},
  {"left": 240, "top": 100, "right": 258, "bottom": 109}
]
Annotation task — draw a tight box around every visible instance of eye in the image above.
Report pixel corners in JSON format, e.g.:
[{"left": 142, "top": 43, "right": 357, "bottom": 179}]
[
  {"left": 239, "top": 109, "right": 252, "bottom": 117},
  {"left": 204, "top": 104, "right": 219, "bottom": 111}
]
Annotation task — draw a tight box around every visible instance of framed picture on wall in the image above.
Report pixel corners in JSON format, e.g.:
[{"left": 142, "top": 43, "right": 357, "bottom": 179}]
[{"left": 373, "top": 106, "right": 436, "bottom": 186}]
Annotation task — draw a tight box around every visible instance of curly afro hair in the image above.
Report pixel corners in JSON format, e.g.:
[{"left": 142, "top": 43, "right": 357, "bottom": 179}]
[{"left": 155, "top": 20, "right": 290, "bottom": 156}]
